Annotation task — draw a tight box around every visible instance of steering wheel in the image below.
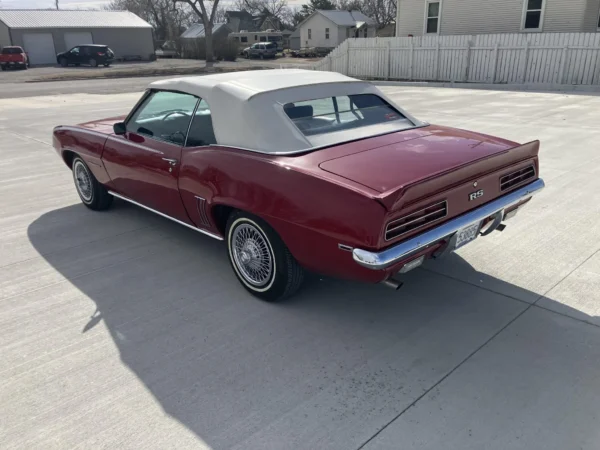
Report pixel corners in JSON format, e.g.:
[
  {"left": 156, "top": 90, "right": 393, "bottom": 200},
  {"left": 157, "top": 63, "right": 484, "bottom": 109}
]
[{"left": 162, "top": 111, "right": 191, "bottom": 121}]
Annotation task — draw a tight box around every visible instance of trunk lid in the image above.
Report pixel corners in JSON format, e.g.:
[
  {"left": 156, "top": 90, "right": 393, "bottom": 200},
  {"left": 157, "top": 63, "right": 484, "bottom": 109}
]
[
  {"left": 319, "top": 125, "right": 518, "bottom": 193},
  {"left": 317, "top": 125, "right": 539, "bottom": 211}
]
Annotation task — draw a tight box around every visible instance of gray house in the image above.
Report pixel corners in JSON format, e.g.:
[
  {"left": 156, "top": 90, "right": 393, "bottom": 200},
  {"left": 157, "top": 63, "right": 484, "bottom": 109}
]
[
  {"left": 396, "top": 0, "right": 600, "bottom": 36},
  {"left": 0, "top": 10, "right": 154, "bottom": 65}
]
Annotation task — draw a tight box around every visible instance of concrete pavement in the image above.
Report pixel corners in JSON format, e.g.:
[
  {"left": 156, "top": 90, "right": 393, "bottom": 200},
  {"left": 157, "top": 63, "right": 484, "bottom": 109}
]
[{"left": 1, "top": 82, "right": 600, "bottom": 449}]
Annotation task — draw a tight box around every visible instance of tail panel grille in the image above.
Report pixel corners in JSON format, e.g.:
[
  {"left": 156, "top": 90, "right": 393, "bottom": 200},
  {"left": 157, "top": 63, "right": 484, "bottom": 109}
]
[
  {"left": 500, "top": 165, "right": 535, "bottom": 192},
  {"left": 385, "top": 200, "right": 448, "bottom": 241}
]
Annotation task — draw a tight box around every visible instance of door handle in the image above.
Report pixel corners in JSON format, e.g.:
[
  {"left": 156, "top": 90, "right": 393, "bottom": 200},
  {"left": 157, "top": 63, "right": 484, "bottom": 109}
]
[{"left": 162, "top": 158, "right": 178, "bottom": 166}]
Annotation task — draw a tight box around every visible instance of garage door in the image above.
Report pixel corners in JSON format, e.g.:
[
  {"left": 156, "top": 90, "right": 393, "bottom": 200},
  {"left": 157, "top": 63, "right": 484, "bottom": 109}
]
[
  {"left": 64, "top": 32, "right": 93, "bottom": 51},
  {"left": 22, "top": 33, "right": 57, "bottom": 65}
]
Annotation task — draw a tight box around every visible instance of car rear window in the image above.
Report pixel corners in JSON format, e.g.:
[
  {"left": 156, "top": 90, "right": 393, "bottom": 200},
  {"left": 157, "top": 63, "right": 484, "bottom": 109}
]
[
  {"left": 283, "top": 94, "right": 408, "bottom": 137},
  {"left": 2, "top": 47, "right": 23, "bottom": 54}
]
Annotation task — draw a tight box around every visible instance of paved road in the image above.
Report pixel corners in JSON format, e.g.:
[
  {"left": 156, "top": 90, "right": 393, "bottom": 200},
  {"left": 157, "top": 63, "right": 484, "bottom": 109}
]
[{"left": 1, "top": 83, "right": 600, "bottom": 449}]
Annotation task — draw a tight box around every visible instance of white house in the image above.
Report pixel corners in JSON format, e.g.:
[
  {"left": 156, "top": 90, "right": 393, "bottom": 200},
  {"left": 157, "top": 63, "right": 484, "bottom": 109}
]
[
  {"left": 297, "top": 10, "right": 376, "bottom": 49},
  {"left": 396, "top": 0, "right": 600, "bottom": 36}
]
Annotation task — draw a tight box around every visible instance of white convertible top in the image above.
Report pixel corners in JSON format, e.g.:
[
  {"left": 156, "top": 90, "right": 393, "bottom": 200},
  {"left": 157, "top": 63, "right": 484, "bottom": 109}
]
[{"left": 148, "top": 69, "right": 424, "bottom": 154}]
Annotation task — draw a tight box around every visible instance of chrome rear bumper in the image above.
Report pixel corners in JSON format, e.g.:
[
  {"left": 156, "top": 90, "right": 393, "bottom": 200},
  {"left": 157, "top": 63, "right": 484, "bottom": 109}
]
[{"left": 353, "top": 178, "right": 545, "bottom": 270}]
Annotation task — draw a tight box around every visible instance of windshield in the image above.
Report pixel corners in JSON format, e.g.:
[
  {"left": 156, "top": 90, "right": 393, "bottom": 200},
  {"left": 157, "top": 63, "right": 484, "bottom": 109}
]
[{"left": 2, "top": 47, "right": 23, "bottom": 54}]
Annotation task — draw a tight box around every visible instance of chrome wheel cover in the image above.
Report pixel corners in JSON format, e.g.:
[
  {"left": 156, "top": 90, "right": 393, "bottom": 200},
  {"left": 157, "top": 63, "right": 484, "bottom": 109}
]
[
  {"left": 231, "top": 223, "right": 273, "bottom": 287},
  {"left": 74, "top": 160, "right": 93, "bottom": 202}
]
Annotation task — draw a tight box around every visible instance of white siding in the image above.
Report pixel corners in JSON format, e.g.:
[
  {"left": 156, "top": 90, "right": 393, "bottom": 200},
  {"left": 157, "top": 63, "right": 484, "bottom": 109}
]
[
  {"left": 582, "top": 0, "right": 600, "bottom": 31},
  {"left": 300, "top": 13, "right": 339, "bottom": 48},
  {"left": 397, "top": 0, "right": 589, "bottom": 36}
]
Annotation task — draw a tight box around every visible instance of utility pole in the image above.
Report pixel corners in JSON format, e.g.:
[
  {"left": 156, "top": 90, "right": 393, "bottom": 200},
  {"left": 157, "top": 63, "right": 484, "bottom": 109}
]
[{"left": 55, "top": 0, "right": 59, "bottom": 9}]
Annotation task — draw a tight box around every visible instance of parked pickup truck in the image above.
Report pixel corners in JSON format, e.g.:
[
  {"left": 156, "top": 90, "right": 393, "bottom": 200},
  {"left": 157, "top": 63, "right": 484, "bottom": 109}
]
[{"left": 0, "top": 46, "right": 28, "bottom": 70}]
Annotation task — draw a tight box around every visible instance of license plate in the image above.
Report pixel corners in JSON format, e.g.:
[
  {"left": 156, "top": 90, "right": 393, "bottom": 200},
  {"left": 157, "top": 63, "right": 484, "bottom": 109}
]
[{"left": 455, "top": 221, "right": 481, "bottom": 249}]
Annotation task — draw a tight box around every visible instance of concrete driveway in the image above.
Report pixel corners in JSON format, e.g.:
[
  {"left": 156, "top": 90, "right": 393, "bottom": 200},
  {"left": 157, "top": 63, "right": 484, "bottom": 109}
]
[{"left": 1, "top": 81, "right": 600, "bottom": 449}]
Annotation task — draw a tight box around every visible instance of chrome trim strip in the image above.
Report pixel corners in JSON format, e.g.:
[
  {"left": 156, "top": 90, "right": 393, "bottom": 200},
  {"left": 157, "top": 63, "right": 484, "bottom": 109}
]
[
  {"left": 353, "top": 178, "right": 545, "bottom": 270},
  {"left": 108, "top": 191, "right": 223, "bottom": 241}
]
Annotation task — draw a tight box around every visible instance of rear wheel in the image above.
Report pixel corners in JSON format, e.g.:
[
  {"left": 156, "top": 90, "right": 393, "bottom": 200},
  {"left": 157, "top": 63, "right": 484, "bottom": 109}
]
[
  {"left": 89, "top": 58, "right": 98, "bottom": 67},
  {"left": 226, "top": 212, "right": 304, "bottom": 302},
  {"left": 72, "top": 157, "right": 113, "bottom": 211},
  {"left": 259, "top": 53, "right": 264, "bottom": 60}
]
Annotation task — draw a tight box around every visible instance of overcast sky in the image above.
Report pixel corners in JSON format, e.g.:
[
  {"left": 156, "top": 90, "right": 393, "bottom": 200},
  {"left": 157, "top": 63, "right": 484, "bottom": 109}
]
[{"left": 1, "top": 0, "right": 110, "bottom": 8}]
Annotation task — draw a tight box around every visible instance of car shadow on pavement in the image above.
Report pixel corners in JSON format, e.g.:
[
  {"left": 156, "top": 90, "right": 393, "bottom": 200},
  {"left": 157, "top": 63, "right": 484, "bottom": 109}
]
[{"left": 26, "top": 201, "right": 600, "bottom": 449}]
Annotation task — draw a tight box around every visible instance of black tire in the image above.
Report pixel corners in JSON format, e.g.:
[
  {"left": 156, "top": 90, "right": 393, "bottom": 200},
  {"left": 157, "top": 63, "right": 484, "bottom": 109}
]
[
  {"left": 0, "top": 66, "right": 5, "bottom": 71},
  {"left": 244, "top": 52, "right": 249, "bottom": 59},
  {"left": 60, "top": 57, "right": 68, "bottom": 67},
  {"left": 104, "top": 63, "right": 111, "bottom": 67},
  {"left": 72, "top": 157, "right": 113, "bottom": 211},
  {"left": 259, "top": 53, "right": 264, "bottom": 60},
  {"left": 226, "top": 211, "right": 304, "bottom": 302},
  {"left": 89, "top": 58, "right": 98, "bottom": 68}
]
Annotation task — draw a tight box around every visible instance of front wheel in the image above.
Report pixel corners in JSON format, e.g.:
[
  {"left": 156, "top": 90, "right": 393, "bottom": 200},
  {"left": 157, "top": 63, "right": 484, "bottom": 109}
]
[
  {"left": 72, "top": 157, "right": 113, "bottom": 210},
  {"left": 226, "top": 212, "right": 304, "bottom": 302},
  {"left": 59, "top": 57, "right": 67, "bottom": 67}
]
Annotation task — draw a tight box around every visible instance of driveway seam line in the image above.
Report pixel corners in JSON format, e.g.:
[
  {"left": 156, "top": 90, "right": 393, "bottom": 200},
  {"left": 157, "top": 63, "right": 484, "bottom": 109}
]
[{"left": 355, "top": 300, "right": 535, "bottom": 450}]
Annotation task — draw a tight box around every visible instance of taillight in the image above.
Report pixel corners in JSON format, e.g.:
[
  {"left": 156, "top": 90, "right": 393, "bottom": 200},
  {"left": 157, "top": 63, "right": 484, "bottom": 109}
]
[{"left": 97, "top": 52, "right": 105, "bottom": 56}]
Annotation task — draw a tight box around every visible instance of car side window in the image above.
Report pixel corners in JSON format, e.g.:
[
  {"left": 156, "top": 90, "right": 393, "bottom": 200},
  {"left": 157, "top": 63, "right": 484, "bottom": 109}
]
[
  {"left": 185, "top": 99, "right": 217, "bottom": 147},
  {"left": 127, "top": 90, "right": 199, "bottom": 145},
  {"left": 70, "top": 47, "right": 80, "bottom": 54},
  {"left": 81, "top": 46, "right": 91, "bottom": 56}
]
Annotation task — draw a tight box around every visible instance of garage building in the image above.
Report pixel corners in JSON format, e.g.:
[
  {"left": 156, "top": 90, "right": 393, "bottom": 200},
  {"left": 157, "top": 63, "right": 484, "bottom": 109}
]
[{"left": 0, "top": 10, "right": 154, "bottom": 65}]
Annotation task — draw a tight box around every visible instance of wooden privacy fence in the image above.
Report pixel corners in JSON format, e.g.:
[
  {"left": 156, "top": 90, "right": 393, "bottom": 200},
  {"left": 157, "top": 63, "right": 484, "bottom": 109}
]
[{"left": 312, "top": 33, "right": 600, "bottom": 86}]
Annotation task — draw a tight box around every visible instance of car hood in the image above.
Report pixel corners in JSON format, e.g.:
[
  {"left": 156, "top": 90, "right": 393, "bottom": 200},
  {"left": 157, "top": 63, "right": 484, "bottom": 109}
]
[
  {"left": 78, "top": 115, "right": 127, "bottom": 134},
  {"left": 318, "top": 125, "right": 518, "bottom": 193}
]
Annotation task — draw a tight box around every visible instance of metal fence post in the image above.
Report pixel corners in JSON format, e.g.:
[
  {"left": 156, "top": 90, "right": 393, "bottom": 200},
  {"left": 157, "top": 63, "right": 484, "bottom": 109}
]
[
  {"left": 435, "top": 41, "right": 440, "bottom": 81},
  {"left": 520, "top": 40, "right": 529, "bottom": 83},
  {"left": 491, "top": 43, "right": 499, "bottom": 83},
  {"left": 345, "top": 40, "right": 351, "bottom": 75},
  {"left": 464, "top": 40, "right": 472, "bottom": 82},
  {"left": 386, "top": 40, "right": 391, "bottom": 80},
  {"left": 559, "top": 45, "right": 569, "bottom": 84},
  {"left": 409, "top": 40, "right": 414, "bottom": 80}
]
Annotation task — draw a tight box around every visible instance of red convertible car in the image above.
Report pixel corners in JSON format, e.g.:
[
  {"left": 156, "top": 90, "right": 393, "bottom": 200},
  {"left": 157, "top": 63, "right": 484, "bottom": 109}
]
[{"left": 52, "top": 69, "right": 544, "bottom": 301}]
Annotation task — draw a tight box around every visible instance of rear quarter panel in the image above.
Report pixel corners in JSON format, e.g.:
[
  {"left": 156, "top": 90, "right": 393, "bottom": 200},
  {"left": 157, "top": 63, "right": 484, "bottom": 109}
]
[{"left": 178, "top": 146, "right": 388, "bottom": 280}]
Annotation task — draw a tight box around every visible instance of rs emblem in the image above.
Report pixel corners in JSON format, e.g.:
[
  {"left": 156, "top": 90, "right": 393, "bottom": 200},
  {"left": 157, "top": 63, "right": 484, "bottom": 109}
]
[{"left": 469, "top": 189, "right": 484, "bottom": 201}]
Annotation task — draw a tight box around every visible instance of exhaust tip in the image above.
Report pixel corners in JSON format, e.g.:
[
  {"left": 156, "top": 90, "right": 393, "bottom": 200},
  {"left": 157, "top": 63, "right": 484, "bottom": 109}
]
[{"left": 381, "top": 278, "right": 403, "bottom": 291}]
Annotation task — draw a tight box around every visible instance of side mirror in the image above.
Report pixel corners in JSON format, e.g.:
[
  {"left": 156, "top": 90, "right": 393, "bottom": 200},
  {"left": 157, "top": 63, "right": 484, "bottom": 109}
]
[{"left": 113, "top": 122, "right": 126, "bottom": 135}]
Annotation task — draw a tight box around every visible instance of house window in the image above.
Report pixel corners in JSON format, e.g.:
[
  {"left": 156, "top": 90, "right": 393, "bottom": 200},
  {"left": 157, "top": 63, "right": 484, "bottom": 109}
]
[
  {"left": 325, "top": 28, "right": 329, "bottom": 39},
  {"left": 308, "top": 29, "right": 312, "bottom": 39},
  {"left": 522, "top": 0, "right": 545, "bottom": 30},
  {"left": 363, "top": 27, "right": 368, "bottom": 37},
  {"left": 425, "top": 1, "right": 441, "bottom": 34},
  {"left": 260, "top": 36, "right": 266, "bottom": 41},
  {"left": 254, "top": 35, "right": 258, "bottom": 41},
  {"left": 241, "top": 36, "right": 248, "bottom": 42},
  {"left": 346, "top": 28, "right": 350, "bottom": 38}
]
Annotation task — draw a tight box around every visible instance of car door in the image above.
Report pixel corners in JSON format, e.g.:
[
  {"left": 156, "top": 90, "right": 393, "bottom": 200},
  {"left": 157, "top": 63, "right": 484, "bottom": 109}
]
[
  {"left": 102, "top": 90, "right": 199, "bottom": 222},
  {"left": 250, "top": 44, "right": 259, "bottom": 57},
  {"left": 67, "top": 46, "right": 80, "bottom": 63}
]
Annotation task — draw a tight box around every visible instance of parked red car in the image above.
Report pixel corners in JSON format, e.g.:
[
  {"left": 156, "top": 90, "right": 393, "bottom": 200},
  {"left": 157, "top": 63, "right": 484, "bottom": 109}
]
[
  {"left": 52, "top": 70, "right": 545, "bottom": 301},
  {"left": 0, "top": 46, "right": 28, "bottom": 70}
]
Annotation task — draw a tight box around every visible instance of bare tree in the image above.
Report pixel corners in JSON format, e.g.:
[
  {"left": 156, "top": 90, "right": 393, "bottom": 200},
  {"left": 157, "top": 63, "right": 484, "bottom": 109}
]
[
  {"left": 105, "top": 0, "right": 193, "bottom": 41},
  {"left": 232, "top": 0, "right": 291, "bottom": 29},
  {"left": 55, "top": 0, "right": 59, "bottom": 9},
  {"left": 173, "top": 0, "right": 221, "bottom": 63}
]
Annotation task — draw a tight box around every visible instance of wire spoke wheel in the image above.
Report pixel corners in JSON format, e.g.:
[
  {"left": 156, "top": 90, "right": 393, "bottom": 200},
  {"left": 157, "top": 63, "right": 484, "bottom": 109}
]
[
  {"left": 73, "top": 160, "right": 93, "bottom": 202},
  {"left": 231, "top": 223, "right": 274, "bottom": 287}
]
